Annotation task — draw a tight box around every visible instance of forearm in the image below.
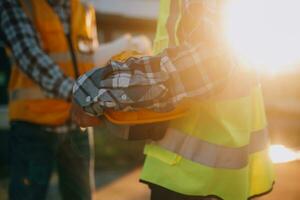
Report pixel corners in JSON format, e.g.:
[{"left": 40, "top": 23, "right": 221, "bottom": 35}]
[{"left": 0, "top": 0, "right": 73, "bottom": 100}]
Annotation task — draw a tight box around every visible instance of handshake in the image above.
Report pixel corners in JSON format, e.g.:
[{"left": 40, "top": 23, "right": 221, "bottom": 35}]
[
  {"left": 70, "top": 49, "right": 189, "bottom": 140},
  {"left": 71, "top": 102, "right": 101, "bottom": 128},
  {"left": 71, "top": 34, "right": 153, "bottom": 128}
]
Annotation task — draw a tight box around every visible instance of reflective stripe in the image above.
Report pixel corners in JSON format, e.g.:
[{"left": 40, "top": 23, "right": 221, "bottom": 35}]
[
  {"left": 48, "top": 52, "right": 72, "bottom": 63},
  {"left": 153, "top": 128, "right": 269, "bottom": 169},
  {"left": 48, "top": 52, "right": 94, "bottom": 63},
  {"left": 10, "top": 88, "right": 46, "bottom": 101},
  {"left": 77, "top": 52, "right": 94, "bottom": 63}
]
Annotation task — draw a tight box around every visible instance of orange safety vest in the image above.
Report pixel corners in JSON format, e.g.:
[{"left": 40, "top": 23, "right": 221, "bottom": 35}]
[{"left": 8, "top": 0, "right": 98, "bottom": 125}]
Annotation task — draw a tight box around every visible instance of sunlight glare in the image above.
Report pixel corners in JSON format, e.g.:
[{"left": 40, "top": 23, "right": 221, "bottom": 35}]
[
  {"left": 224, "top": 0, "right": 300, "bottom": 73},
  {"left": 269, "top": 145, "right": 298, "bottom": 164}
]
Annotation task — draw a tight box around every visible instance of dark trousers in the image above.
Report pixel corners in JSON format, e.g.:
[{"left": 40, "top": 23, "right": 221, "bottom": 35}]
[
  {"left": 9, "top": 121, "right": 94, "bottom": 200},
  {"left": 148, "top": 184, "right": 220, "bottom": 200}
]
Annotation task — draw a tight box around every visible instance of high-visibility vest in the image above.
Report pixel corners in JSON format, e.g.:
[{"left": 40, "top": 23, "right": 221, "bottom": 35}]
[
  {"left": 140, "top": 1, "right": 274, "bottom": 199},
  {"left": 8, "top": 0, "right": 98, "bottom": 125}
]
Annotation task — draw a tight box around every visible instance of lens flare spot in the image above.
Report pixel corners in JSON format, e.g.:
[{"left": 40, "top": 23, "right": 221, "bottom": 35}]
[
  {"left": 269, "top": 145, "right": 298, "bottom": 164},
  {"left": 224, "top": 0, "right": 300, "bottom": 73}
]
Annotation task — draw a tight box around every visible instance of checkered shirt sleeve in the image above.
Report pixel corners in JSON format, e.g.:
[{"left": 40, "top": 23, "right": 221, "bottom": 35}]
[
  {"left": 0, "top": 0, "right": 74, "bottom": 101},
  {"left": 73, "top": 0, "right": 236, "bottom": 116},
  {"left": 0, "top": 0, "right": 78, "bottom": 133}
]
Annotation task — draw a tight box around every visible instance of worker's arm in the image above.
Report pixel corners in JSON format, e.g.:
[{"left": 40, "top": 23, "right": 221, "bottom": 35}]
[
  {"left": 73, "top": 0, "right": 234, "bottom": 116},
  {"left": 0, "top": 0, "right": 74, "bottom": 101}
]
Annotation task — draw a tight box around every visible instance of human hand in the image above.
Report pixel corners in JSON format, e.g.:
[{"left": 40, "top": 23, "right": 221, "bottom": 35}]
[
  {"left": 130, "top": 35, "right": 152, "bottom": 55},
  {"left": 71, "top": 102, "right": 101, "bottom": 128}
]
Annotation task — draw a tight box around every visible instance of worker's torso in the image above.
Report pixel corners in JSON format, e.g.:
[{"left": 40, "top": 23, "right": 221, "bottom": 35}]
[
  {"left": 141, "top": 1, "right": 274, "bottom": 199},
  {"left": 8, "top": 0, "right": 98, "bottom": 125}
]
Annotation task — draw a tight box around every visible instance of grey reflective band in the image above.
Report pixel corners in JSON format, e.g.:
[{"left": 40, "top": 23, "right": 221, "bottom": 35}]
[
  {"left": 48, "top": 52, "right": 94, "bottom": 63},
  {"left": 76, "top": 52, "right": 95, "bottom": 63},
  {"left": 153, "top": 128, "right": 269, "bottom": 169},
  {"left": 10, "top": 88, "right": 46, "bottom": 101},
  {"left": 48, "top": 52, "right": 72, "bottom": 63}
]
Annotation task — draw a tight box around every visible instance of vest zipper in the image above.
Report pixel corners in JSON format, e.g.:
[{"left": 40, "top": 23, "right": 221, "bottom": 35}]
[{"left": 66, "top": 34, "right": 80, "bottom": 79}]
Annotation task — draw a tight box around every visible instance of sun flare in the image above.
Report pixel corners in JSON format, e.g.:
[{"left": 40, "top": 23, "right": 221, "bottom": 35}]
[
  {"left": 269, "top": 145, "right": 299, "bottom": 164},
  {"left": 224, "top": 0, "right": 300, "bottom": 73}
]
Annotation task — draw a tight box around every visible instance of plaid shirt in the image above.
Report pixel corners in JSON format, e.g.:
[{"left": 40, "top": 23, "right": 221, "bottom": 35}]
[
  {"left": 0, "top": 0, "right": 76, "bottom": 133},
  {"left": 73, "top": 0, "right": 236, "bottom": 116}
]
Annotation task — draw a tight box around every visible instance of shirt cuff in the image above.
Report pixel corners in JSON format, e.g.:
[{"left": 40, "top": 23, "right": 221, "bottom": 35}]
[
  {"left": 160, "top": 52, "right": 178, "bottom": 74},
  {"left": 57, "top": 77, "right": 74, "bottom": 101}
]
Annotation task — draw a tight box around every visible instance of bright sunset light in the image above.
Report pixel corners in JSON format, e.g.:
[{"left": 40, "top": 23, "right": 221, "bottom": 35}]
[
  {"left": 224, "top": 0, "right": 300, "bottom": 73},
  {"left": 269, "top": 145, "right": 300, "bottom": 164}
]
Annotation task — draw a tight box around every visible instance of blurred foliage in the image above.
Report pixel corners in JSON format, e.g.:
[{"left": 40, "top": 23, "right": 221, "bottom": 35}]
[{"left": 93, "top": 124, "right": 146, "bottom": 170}]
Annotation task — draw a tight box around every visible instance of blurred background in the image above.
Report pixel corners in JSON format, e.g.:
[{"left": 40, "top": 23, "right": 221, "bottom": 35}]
[{"left": 1, "top": 0, "right": 300, "bottom": 199}]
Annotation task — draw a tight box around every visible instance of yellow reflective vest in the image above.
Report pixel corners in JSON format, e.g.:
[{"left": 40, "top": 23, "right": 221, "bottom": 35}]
[
  {"left": 140, "top": 1, "right": 274, "bottom": 199},
  {"left": 8, "top": 0, "right": 98, "bottom": 125}
]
